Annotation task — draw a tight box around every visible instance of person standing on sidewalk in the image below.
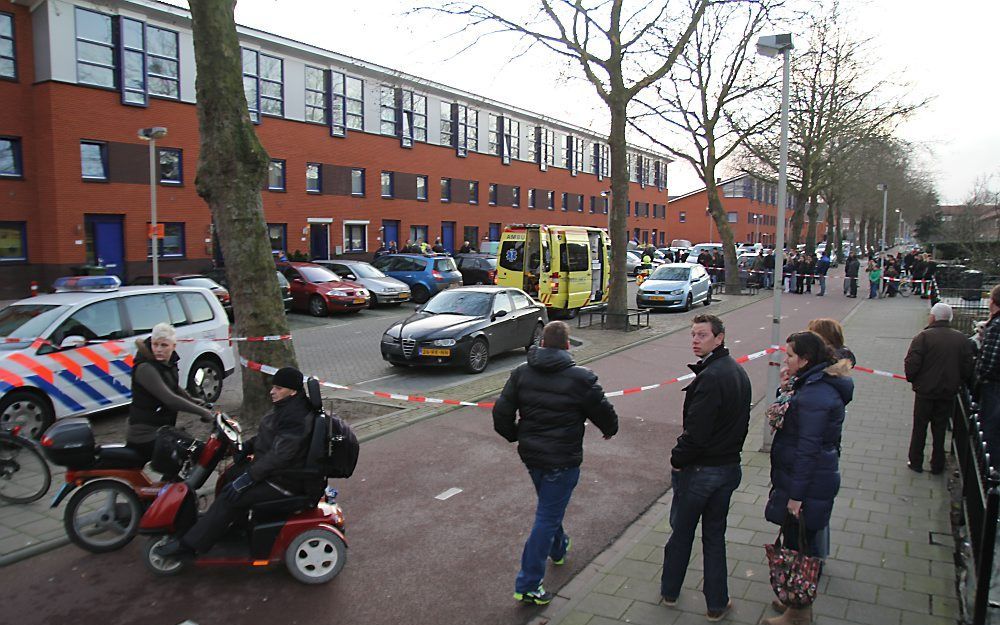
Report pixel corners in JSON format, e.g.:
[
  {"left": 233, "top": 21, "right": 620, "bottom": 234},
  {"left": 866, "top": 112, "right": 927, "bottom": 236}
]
[
  {"left": 977, "top": 285, "right": 1000, "bottom": 466},
  {"left": 904, "top": 303, "right": 975, "bottom": 474},
  {"left": 844, "top": 253, "right": 860, "bottom": 298},
  {"left": 763, "top": 249, "right": 775, "bottom": 289},
  {"left": 866, "top": 259, "right": 882, "bottom": 299},
  {"left": 815, "top": 252, "right": 830, "bottom": 296},
  {"left": 492, "top": 320, "right": 619, "bottom": 606},
  {"left": 660, "top": 314, "right": 751, "bottom": 622}
]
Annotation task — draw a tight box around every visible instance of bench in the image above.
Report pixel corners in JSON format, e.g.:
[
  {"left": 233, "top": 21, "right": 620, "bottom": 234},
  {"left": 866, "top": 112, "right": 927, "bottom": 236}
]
[
  {"left": 576, "top": 303, "right": 607, "bottom": 329},
  {"left": 601, "top": 308, "right": 650, "bottom": 331}
]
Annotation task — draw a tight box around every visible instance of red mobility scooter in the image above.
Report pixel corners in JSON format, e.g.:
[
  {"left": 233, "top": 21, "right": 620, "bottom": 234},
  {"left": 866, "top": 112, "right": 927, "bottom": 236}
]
[{"left": 139, "top": 378, "right": 352, "bottom": 584}]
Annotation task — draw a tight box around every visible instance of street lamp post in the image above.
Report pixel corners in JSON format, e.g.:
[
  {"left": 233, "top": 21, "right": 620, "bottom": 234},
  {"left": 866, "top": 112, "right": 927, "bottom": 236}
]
[
  {"left": 757, "top": 33, "right": 794, "bottom": 451},
  {"left": 138, "top": 126, "right": 168, "bottom": 284},
  {"left": 877, "top": 183, "right": 888, "bottom": 262}
]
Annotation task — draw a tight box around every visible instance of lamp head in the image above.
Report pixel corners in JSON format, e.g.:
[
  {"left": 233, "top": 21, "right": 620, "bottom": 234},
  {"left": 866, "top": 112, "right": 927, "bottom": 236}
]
[
  {"left": 756, "top": 34, "right": 793, "bottom": 58},
  {"left": 876, "top": 183, "right": 888, "bottom": 192},
  {"left": 138, "top": 127, "right": 168, "bottom": 141},
  {"left": 600, "top": 190, "right": 610, "bottom": 197}
]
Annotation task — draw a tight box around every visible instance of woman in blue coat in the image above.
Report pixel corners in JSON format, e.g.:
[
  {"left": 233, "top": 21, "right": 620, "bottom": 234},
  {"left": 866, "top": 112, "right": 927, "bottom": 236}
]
[{"left": 764, "top": 331, "right": 853, "bottom": 625}]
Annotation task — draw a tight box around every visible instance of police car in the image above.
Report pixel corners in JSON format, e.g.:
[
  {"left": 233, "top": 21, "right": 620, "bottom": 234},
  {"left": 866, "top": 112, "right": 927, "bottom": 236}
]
[{"left": 0, "top": 276, "right": 236, "bottom": 438}]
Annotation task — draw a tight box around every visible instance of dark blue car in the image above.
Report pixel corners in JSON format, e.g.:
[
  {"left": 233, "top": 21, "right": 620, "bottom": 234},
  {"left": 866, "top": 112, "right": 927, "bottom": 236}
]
[{"left": 371, "top": 254, "right": 462, "bottom": 304}]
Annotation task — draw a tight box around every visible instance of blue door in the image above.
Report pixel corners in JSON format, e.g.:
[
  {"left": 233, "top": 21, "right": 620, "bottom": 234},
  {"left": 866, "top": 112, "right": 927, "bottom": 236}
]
[
  {"left": 86, "top": 215, "right": 125, "bottom": 278},
  {"left": 382, "top": 220, "right": 400, "bottom": 250},
  {"left": 441, "top": 221, "right": 455, "bottom": 253},
  {"left": 310, "top": 223, "right": 329, "bottom": 260},
  {"left": 489, "top": 222, "right": 501, "bottom": 242}
]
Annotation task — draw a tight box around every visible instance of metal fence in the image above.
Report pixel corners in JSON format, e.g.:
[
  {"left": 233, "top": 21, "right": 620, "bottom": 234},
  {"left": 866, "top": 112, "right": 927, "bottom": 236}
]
[
  {"left": 934, "top": 269, "right": 997, "bottom": 335},
  {"left": 953, "top": 390, "right": 1000, "bottom": 625}
]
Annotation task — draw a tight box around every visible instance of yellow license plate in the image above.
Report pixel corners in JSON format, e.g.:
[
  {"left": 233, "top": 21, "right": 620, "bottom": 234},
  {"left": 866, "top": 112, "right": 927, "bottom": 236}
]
[
  {"left": 420, "top": 348, "right": 451, "bottom": 357},
  {"left": 399, "top": 293, "right": 410, "bottom": 299},
  {"left": 353, "top": 298, "right": 366, "bottom": 304},
  {"left": 650, "top": 295, "right": 666, "bottom": 301}
]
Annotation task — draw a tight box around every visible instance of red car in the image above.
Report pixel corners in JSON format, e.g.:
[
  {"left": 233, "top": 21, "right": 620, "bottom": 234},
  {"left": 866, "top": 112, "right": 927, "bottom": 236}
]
[{"left": 277, "top": 262, "right": 370, "bottom": 315}]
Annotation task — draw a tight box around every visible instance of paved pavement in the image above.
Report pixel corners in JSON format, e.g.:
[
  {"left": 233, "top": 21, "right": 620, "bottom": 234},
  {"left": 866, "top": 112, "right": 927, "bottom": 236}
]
[{"left": 534, "top": 292, "right": 960, "bottom": 625}]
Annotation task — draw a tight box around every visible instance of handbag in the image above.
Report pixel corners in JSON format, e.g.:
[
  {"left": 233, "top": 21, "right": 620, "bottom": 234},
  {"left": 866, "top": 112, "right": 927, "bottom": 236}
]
[{"left": 765, "top": 513, "right": 823, "bottom": 608}]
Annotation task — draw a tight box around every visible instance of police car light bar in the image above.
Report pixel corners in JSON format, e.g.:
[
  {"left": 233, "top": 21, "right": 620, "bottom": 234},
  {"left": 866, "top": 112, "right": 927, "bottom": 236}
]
[{"left": 52, "top": 275, "right": 122, "bottom": 292}]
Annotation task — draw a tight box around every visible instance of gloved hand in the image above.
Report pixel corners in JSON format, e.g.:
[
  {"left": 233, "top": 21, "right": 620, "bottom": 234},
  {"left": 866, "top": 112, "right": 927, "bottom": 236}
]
[
  {"left": 220, "top": 472, "right": 254, "bottom": 502},
  {"left": 232, "top": 446, "right": 252, "bottom": 465}
]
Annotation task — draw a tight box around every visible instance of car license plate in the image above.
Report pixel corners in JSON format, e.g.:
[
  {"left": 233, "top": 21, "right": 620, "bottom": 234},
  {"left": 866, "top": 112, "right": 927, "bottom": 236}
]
[
  {"left": 650, "top": 295, "right": 666, "bottom": 301},
  {"left": 420, "top": 348, "right": 451, "bottom": 357},
  {"left": 399, "top": 292, "right": 410, "bottom": 299},
  {"left": 353, "top": 298, "right": 366, "bottom": 304}
]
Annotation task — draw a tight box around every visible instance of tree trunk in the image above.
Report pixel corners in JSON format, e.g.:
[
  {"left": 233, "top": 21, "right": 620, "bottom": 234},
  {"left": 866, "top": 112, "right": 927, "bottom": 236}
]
[
  {"left": 704, "top": 179, "right": 740, "bottom": 293},
  {"left": 606, "top": 99, "right": 630, "bottom": 329},
  {"left": 805, "top": 192, "right": 819, "bottom": 255},
  {"left": 830, "top": 203, "right": 841, "bottom": 258},
  {"left": 189, "top": 0, "right": 297, "bottom": 426},
  {"left": 788, "top": 191, "right": 807, "bottom": 247},
  {"left": 859, "top": 215, "right": 867, "bottom": 250}
]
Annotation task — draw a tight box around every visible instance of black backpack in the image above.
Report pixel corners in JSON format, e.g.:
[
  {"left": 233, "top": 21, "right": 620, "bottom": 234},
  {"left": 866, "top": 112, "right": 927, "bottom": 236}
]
[{"left": 306, "top": 378, "right": 360, "bottom": 479}]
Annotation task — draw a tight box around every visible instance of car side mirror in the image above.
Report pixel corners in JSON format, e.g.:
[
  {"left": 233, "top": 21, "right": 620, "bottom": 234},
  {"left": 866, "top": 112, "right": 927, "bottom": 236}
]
[
  {"left": 346, "top": 274, "right": 357, "bottom": 281},
  {"left": 292, "top": 278, "right": 304, "bottom": 284},
  {"left": 60, "top": 335, "right": 87, "bottom": 349},
  {"left": 492, "top": 310, "right": 508, "bottom": 320}
]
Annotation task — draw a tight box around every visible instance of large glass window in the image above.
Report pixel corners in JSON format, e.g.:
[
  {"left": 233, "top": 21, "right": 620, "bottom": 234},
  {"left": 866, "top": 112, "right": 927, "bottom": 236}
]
[
  {"left": 380, "top": 86, "right": 426, "bottom": 145},
  {"left": 0, "top": 137, "right": 22, "bottom": 177},
  {"left": 351, "top": 168, "right": 365, "bottom": 196},
  {"left": 463, "top": 225, "right": 479, "bottom": 246},
  {"left": 259, "top": 53, "right": 283, "bottom": 116},
  {"left": 306, "top": 162, "right": 322, "bottom": 193},
  {"left": 146, "top": 26, "right": 179, "bottom": 99},
  {"left": 532, "top": 127, "right": 555, "bottom": 170},
  {"left": 469, "top": 181, "right": 479, "bottom": 205},
  {"left": 417, "top": 175, "right": 428, "bottom": 201},
  {"left": 51, "top": 300, "right": 124, "bottom": 346},
  {"left": 80, "top": 141, "right": 107, "bottom": 180},
  {"left": 120, "top": 17, "right": 145, "bottom": 105},
  {"left": 443, "top": 103, "right": 477, "bottom": 156},
  {"left": 345, "top": 223, "right": 366, "bottom": 252},
  {"left": 409, "top": 225, "right": 428, "bottom": 245},
  {"left": 329, "top": 70, "right": 363, "bottom": 134},
  {"left": 440, "top": 178, "right": 451, "bottom": 203},
  {"left": 440, "top": 101, "right": 453, "bottom": 147},
  {"left": 345, "top": 76, "right": 363, "bottom": 131},
  {"left": 158, "top": 148, "right": 181, "bottom": 184},
  {"left": 242, "top": 48, "right": 260, "bottom": 122},
  {"left": 379, "top": 86, "right": 396, "bottom": 135},
  {"left": 267, "top": 223, "right": 287, "bottom": 252},
  {"left": 381, "top": 172, "right": 394, "bottom": 198},
  {"left": 489, "top": 114, "right": 519, "bottom": 164},
  {"left": 268, "top": 159, "right": 285, "bottom": 191},
  {"left": 0, "top": 12, "right": 14, "bottom": 80},
  {"left": 305, "top": 66, "right": 327, "bottom": 125},
  {"left": 76, "top": 8, "right": 115, "bottom": 88},
  {"left": 146, "top": 222, "right": 184, "bottom": 258},
  {"left": 564, "top": 136, "right": 585, "bottom": 174},
  {"left": 0, "top": 222, "right": 26, "bottom": 261}
]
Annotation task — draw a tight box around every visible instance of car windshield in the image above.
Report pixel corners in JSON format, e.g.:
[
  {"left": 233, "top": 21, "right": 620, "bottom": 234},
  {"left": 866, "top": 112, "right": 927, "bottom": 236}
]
[
  {"left": 651, "top": 266, "right": 690, "bottom": 281},
  {"left": 175, "top": 277, "right": 223, "bottom": 290},
  {"left": 275, "top": 272, "right": 289, "bottom": 287},
  {"left": 482, "top": 258, "right": 497, "bottom": 269},
  {"left": 347, "top": 264, "right": 386, "bottom": 279},
  {"left": 298, "top": 266, "right": 341, "bottom": 283},
  {"left": 434, "top": 258, "right": 458, "bottom": 272},
  {"left": 0, "top": 304, "right": 68, "bottom": 350},
  {"left": 422, "top": 291, "right": 491, "bottom": 317}
]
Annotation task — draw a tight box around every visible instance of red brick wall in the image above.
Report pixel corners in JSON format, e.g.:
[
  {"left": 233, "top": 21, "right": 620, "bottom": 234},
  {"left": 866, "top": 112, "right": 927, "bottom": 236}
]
[{"left": 667, "top": 190, "right": 827, "bottom": 246}]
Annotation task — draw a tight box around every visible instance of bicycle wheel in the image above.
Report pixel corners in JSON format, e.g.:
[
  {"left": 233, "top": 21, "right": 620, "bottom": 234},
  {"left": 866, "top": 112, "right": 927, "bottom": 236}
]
[
  {"left": 0, "top": 434, "right": 52, "bottom": 504},
  {"left": 899, "top": 281, "right": 912, "bottom": 297}
]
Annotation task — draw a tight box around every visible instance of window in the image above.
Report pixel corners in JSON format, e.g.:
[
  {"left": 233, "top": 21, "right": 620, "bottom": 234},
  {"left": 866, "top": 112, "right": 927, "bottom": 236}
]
[
  {"left": 627, "top": 153, "right": 638, "bottom": 183},
  {"left": 51, "top": 300, "right": 124, "bottom": 347},
  {"left": 345, "top": 223, "right": 367, "bottom": 252},
  {"left": 492, "top": 292, "right": 513, "bottom": 316},
  {"left": 146, "top": 26, "right": 179, "bottom": 99},
  {"left": 0, "top": 12, "right": 14, "bottom": 80},
  {"left": 381, "top": 171, "right": 394, "bottom": 198},
  {"left": 76, "top": 8, "right": 115, "bottom": 88},
  {"left": 267, "top": 223, "right": 287, "bottom": 252},
  {"left": 576, "top": 195, "right": 584, "bottom": 212},
  {"left": 268, "top": 159, "right": 285, "bottom": 191},
  {"left": 329, "top": 71, "right": 364, "bottom": 134},
  {"left": 351, "top": 168, "right": 365, "bottom": 196},
  {"left": 603, "top": 197, "right": 609, "bottom": 214},
  {"left": 259, "top": 54, "right": 283, "bottom": 116},
  {"left": 727, "top": 212, "right": 738, "bottom": 223},
  {"left": 158, "top": 148, "right": 182, "bottom": 184},
  {"left": 564, "top": 243, "right": 590, "bottom": 272},
  {"left": 440, "top": 101, "right": 453, "bottom": 147},
  {"left": 416, "top": 175, "right": 428, "bottom": 201},
  {"left": 306, "top": 162, "right": 322, "bottom": 193},
  {"left": 592, "top": 143, "right": 610, "bottom": 178},
  {"left": 0, "top": 222, "right": 26, "bottom": 261},
  {"left": 381, "top": 86, "right": 426, "bottom": 146},
  {"left": 563, "top": 136, "right": 584, "bottom": 174},
  {"left": 146, "top": 222, "right": 184, "bottom": 258},
  {"left": 512, "top": 187, "right": 520, "bottom": 208},
  {"left": 510, "top": 291, "right": 532, "bottom": 309},
  {"left": 532, "top": 127, "right": 555, "bottom": 170},
  {"left": 443, "top": 103, "right": 478, "bottom": 156},
  {"left": 488, "top": 183, "right": 497, "bottom": 205},
  {"left": 305, "top": 66, "right": 327, "bottom": 125},
  {"left": 590, "top": 196, "right": 596, "bottom": 213},
  {"left": 120, "top": 18, "right": 145, "bottom": 105},
  {"left": 561, "top": 192, "right": 568, "bottom": 211},
  {"left": 410, "top": 225, "right": 428, "bottom": 245},
  {"left": 181, "top": 292, "right": 215, "bottom": 324},
  {"left": 242, "top": 49, "right": 260, "bottom": 122},
  {"left": 528, "top": 189, "right": 536, "bottom": 209},
  {"left": 463, "top": 226, "right": 479, "bottom": 245},
  {"left": 546, "top": 190, "right": 555, "bottom": 210},
  {"left": 469, "top": 181, "right": 479, "bottom": 204},
  {"left": 0, "top": 137, "right": 22, "bottom": 177},
  {"left": 440, "top": 178, "right": 451, "bottom": 202},
  {"left": 488, "top": 114, "right": 519, "bottom": 164},
  {"left": 679, "top": 211, "right": 686, "bottom": 223},
  {"left": 379, "top": 86, "right": 396, "bottom": 135},
  {"left": 80, "top": 141, "right": 107, "bottom": 180}
]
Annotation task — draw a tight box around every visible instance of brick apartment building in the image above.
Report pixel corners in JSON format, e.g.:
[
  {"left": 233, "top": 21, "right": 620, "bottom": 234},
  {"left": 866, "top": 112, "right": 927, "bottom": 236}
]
[{"left": 0, "top": 0, "right": 673, "bottom": 299}]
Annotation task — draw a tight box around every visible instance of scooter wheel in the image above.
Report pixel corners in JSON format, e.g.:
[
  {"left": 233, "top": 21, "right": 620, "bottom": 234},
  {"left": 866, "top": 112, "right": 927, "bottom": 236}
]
[
  {"left": 64, "top": 480, "right": 142, "bottom": 553},
  {"left": 143, "top": 536, "right": 188, "bottom": 577},
  {"left": 285, "top": 529, "right": 346, "bottom": 584}
]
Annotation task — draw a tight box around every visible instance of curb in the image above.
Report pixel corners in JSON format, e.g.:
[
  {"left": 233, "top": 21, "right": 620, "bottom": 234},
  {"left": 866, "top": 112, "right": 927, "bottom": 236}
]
[{"left": 0, "top": 536, "right": 70, "bottom": 567}]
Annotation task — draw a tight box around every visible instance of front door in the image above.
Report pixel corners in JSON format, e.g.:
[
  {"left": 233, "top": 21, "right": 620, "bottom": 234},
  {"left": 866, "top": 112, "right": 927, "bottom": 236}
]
[
  {"left": 85, "top": 215, "right": 125, "bottom": 278},
  {"left": 441, "top": 221, "right": 455, "bottom": 253},
  {"left": 310, "top": 223, "right": 329, "bottom": 260},
  {"left": 382, "top": 220, "right": 399, "bottom": 250}
]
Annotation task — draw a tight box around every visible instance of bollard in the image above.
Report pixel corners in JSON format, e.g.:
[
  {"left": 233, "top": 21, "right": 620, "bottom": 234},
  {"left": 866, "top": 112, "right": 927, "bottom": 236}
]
[{"left": 29, "top": 281, "right": 38, "bottom": 297}]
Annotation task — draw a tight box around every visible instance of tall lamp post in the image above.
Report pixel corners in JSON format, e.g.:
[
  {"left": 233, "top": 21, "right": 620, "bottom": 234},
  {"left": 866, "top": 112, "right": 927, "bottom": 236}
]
[
  {"left": 877, "top": 183, "right": 888, "bottom": 262},
  {"left": 758, "top": 33, "right": 794, "bottom": 451},
  {"left": 138, "top": 127, "right": 168, "bottom": 284}
]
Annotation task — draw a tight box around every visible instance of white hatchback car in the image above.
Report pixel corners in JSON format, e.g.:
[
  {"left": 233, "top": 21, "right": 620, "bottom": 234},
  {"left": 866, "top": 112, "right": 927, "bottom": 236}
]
[{"left": 0, "top": 276, "right": 235, "bottom": 438}]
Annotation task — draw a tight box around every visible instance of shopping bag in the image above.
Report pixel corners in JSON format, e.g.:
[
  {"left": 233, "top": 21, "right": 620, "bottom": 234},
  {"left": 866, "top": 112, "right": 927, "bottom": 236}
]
[{"left": 764, "top": 514, "right": 823, "bottom": 608}]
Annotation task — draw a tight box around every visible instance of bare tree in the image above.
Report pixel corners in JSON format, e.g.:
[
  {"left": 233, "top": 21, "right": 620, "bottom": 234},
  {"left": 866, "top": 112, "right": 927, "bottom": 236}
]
[
  {"left": 189, "top": 0, "right": 298, "bottom": 425},
  {"left": 421, "top": 0, "right": 710, "bottom": 327},
  {"left": 630, "top": 0, "right": 780, "bottom": 293}
]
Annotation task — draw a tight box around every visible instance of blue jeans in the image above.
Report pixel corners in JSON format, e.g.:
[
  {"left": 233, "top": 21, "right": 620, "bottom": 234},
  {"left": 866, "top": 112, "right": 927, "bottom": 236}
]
[
  {"left": 818, "top": 275, "right": 826, "bottom": 295},
  {"left": 764, "top": 270, "right": 774, "bottom": 289},
  {"left": 869, "top": 280, "right": 879, "bottom": 298},
  {"left": 661, "top": 464, "right": 742, "bottom": 611},
  {"left": 515, "top": 466, "right": 579, "bottom": 593}
]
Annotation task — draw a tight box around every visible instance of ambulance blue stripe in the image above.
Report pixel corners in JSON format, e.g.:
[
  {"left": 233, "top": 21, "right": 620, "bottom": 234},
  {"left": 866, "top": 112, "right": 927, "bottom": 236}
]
[
  {"left": 111, "top": 360, "right": 133, "bottom": 375},
  {"left": 57, "top": 371, "right": 112, "bottom": 406},
  {"left": 84, "top": 364, "right": 132, "bottom": 399},
  {"left": 27, "top": 375, "right": 85, "bottom": 413},
  {"left": 0, "top": 381, "right": 11, "bottom": 394}
]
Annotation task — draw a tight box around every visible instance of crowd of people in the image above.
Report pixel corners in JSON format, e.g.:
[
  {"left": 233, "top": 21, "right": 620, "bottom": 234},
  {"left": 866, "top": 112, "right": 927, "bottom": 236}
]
[{"left": 371, "top": 238, "right": 480, "bottom": 259}]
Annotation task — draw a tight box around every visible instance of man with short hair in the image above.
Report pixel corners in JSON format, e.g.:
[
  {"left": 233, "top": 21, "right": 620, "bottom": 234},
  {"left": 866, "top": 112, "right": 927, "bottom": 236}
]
[
  {"left": 978, "top": 285, "right": 1000, "bottom": 466},
  {"left": 763, "top": 250, "right": 775, "bottom": 289},
  {"left": 493, "top": 321, "right": 618, "bottom": 605},
  {"left": 661, "top": 314, "right": 751, "bottom": 622},
  {"left": 904, "top": 303, "right": 975, "bottom": 474}
]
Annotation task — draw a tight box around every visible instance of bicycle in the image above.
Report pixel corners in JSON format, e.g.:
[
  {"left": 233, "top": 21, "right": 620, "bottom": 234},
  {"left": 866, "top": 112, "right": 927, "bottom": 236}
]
[{"left": 0, "top": 426, "right": 52, "bottom": 504}]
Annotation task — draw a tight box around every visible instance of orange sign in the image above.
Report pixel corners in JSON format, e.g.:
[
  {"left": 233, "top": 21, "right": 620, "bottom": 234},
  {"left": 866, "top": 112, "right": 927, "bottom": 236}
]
[{"left": 148, "top": 224, "right": 165, "bottom": 239}]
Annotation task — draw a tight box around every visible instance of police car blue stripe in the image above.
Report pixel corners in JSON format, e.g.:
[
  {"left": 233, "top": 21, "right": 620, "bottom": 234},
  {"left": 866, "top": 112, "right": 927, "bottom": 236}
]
[
  {"left": 27, "top": 375, "right": 85, "bottom": 413},
  {"left": 57, "top": 370, "right": 112, "bottom": 406},
  {"left": 0, "top": 381, "right": 12, "bottom": 394},
  {"left": 84, "top": 364, "right": 132, "bottom": 399},
  {"left": 111, "top": 360, "right": 133, "bottom": 375}
]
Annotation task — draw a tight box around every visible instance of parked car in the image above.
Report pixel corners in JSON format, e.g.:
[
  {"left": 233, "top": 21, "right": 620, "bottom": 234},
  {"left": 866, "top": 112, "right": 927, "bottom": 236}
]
[
  {"left": 684, "top": 243, "right": 726, "bottom": 263},
  {"left": 313, "top": 259, "right": 410, "bottom": 307},
  {"left": 371, "top": 253, "right": 462, "bottom": 304},
  {"left": 203, "top": 268, "right": 293, "bottom": 313},
  {"left": 130, "top": 274, "right": 231, "bottom": 316},
  {"left": 0, "top": 275, "right": 235, "bottom": 437},
  {"left": 635, "top": 263, "right": 713, "bottom": 311},
  {"left": 453, "top": 253, "right": 498, "bottom": 285},
  {"left": 276, "top": 262, "right": 370, "bottom": 316},
  {"left": 380, "top": 286, "right": 547, "bottom": 374},
  {"left": 626, "top": 250, "right": 663, "bottom": 276}
]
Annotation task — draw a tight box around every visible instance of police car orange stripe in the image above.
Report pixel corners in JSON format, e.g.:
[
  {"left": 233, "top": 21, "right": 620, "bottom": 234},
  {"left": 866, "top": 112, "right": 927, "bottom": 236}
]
[
  {"left": 75, "top": 346, "right": 111, "bottom": 374},
  {"left": 6, "top": 353, "right": 55, "bottom": 385},
  {"left": 0, "top": 367, "right": 24, "bottom": 388},
  {"left": 46, "top": 352, "right": 85, "bottom": 379}
]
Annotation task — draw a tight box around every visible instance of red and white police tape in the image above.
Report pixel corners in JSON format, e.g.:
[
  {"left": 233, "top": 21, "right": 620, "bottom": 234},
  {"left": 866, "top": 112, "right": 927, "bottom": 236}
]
[{"left": 1, "top": 334, "right": 293, "bottom": 346}]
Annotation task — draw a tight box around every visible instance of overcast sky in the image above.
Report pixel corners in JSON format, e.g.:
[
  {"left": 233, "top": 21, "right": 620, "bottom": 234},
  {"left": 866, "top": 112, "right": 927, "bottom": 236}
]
[{"left": 165, "top": 0, "right": 997, "bottom": 205}]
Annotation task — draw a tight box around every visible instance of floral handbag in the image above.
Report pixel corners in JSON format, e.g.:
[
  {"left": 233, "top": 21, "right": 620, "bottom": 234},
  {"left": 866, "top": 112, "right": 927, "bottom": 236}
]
[{"left": 765, "top": 514, "right": 823, "bottom": 608}]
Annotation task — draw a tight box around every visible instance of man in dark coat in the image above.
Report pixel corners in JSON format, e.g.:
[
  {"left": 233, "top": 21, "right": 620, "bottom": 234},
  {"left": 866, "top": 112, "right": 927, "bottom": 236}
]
[
  {"left": 977, "top": 286, "right": 1000, "bottom": 466},
  {"left": 844, "top": 254, "right": 860, "bottom": 297},
  {"left": 904, "top": 303, "right": 975, "bottom": 474},
  {"left": 660, "top": 314, "right": 751, "bottom": 621},
  {"left": 155, "top": 367, "right": 317, "bottom": 558},
  {"left": 763, "top": 250, "right": 776, "bottom": 289},
  {"left": 493, "top": 321, "right": 618, "bottom": 605}
]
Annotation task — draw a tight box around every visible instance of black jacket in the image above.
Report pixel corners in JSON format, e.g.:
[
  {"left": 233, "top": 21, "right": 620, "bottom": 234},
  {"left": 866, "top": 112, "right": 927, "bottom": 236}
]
[
  {"left": 671, "top": 346, "right": 752, "bottom": 469},
  {"left": 493, "top": 347, "right": 618, "bottom": 469},
  {"left": 844, "top": 257, "right": 860, "bottom": 277},
  {"left": 127, "top": 339, "right": 212, "bottom": 444},
  {"left": 905, "top": 320, "right": 976, "bottom": 398},
  {"left": 247, "top": 393, "right": 315, "bottom": 493}
]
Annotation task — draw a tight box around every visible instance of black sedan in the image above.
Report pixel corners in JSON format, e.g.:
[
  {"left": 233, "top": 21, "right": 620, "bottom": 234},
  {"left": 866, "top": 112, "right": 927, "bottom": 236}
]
[{"left": 380, "top": 286, "right": 547, "bottom": 374}]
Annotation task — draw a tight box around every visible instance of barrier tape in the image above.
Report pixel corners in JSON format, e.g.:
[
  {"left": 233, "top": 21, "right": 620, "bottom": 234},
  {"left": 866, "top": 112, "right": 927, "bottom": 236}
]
[
  {"left": 695, "top": 266, "right": 931, "bottom": 283},
  {"left": 1, "top": 334, "right": 293, "bottom": 346}
]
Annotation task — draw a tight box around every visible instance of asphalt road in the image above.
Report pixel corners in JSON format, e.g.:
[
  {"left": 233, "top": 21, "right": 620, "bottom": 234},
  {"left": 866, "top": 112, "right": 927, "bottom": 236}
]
[{"left": 2, "top": 287, "right": 861, "bottom": 625}]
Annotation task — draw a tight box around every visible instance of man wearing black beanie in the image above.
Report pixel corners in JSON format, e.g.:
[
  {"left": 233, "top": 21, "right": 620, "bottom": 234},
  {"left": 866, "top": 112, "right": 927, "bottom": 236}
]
[{"left": 156, "top": 366, "right": 318, "bottom": 558}]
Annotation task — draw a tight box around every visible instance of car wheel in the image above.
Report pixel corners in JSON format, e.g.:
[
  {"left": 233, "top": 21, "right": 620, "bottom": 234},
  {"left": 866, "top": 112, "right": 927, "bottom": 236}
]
[
  {"left": 308, "top": 295, "right": 328, "bottom": 317},
  {"left": 188, "top": 357, "right": 224, "bottom": 403},
  {"left": 0, "top": 390, "right": 54, "bottom": 440},
  {"left": 682, "top": 293, "right": 693, "bottom": 312},
  {"left": 411, "top": 285, "right": 431, "bottom": 304},
  {"left": 526, "top": 323, "right": 544, "bottom": 352},
  {"left": 465, "top": 338, "right": 489, "bottom": 374},
  {"left": 704, "top": 287, "right": 712, "bottom": 306}
]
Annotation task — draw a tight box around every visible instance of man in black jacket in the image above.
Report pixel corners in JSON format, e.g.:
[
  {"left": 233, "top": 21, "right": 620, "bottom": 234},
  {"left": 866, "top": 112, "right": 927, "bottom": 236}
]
[
  {"left": 155, "top": 367, "right": 316, "bottom": 558},
  {"left": 661, "top": 314, "right": 751, "bottom": 622},
  {"left": 493, "top": 321, "right": 618, "bottom": 605},
  {"left": 844, "top": 254, "right": 860, "bottom": 297}
]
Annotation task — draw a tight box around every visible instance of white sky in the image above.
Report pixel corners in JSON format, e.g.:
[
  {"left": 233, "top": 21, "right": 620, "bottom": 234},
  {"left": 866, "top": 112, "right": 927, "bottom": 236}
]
[{"left": 165, "top": 0, "right": 998, "bottom": 204}]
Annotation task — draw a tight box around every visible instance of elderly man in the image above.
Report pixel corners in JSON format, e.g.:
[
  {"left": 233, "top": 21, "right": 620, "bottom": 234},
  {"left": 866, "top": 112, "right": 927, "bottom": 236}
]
[{"left": 904, "top": 303, "right": 975, "bottom": 474}]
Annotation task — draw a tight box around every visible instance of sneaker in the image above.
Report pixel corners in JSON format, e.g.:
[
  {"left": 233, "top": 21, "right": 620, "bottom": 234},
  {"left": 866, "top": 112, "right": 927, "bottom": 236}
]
[
  {"left": 907, "top": 461, "right": 923, "bottom": 473},
  {"left": 513, "top": 585, "right": 552, "bottom": 605},
  {"left": 153, "top": 538, "right": 194, "bottom": 559},
  {"left": 551, "top": 537, "right": 572, "bottom": 565},
  {"left": 706, "top": 599, "right": 732, "bottom": 622},
  {"left": 659, "top": 595, "right": 678, "bottom": 607}
]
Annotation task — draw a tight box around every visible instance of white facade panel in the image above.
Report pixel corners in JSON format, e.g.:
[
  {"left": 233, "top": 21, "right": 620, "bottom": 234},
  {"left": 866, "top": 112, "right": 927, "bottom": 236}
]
[
  {"left": 46, "top": 0, "right": 77, "bottom": 84},
  {"left": 178, "top": 29, "right": 196, "bottom": 103},
  {"left": 283, "top": 57, "right": 305, "bottom": 122},
  {"left": 29, "top": 2, "right": 51, "bottom": 83}
]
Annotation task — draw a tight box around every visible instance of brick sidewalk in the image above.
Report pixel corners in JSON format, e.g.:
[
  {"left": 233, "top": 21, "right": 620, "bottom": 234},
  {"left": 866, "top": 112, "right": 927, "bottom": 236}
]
[{"left": 537, "top": 294, "right": 959, "bottom": 625}]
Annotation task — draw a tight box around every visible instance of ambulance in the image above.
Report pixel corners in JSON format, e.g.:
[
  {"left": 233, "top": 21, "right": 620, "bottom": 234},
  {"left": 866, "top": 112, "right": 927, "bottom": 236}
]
[{"left": 496, "top": 224, "right": 611, "bottom": 317}]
